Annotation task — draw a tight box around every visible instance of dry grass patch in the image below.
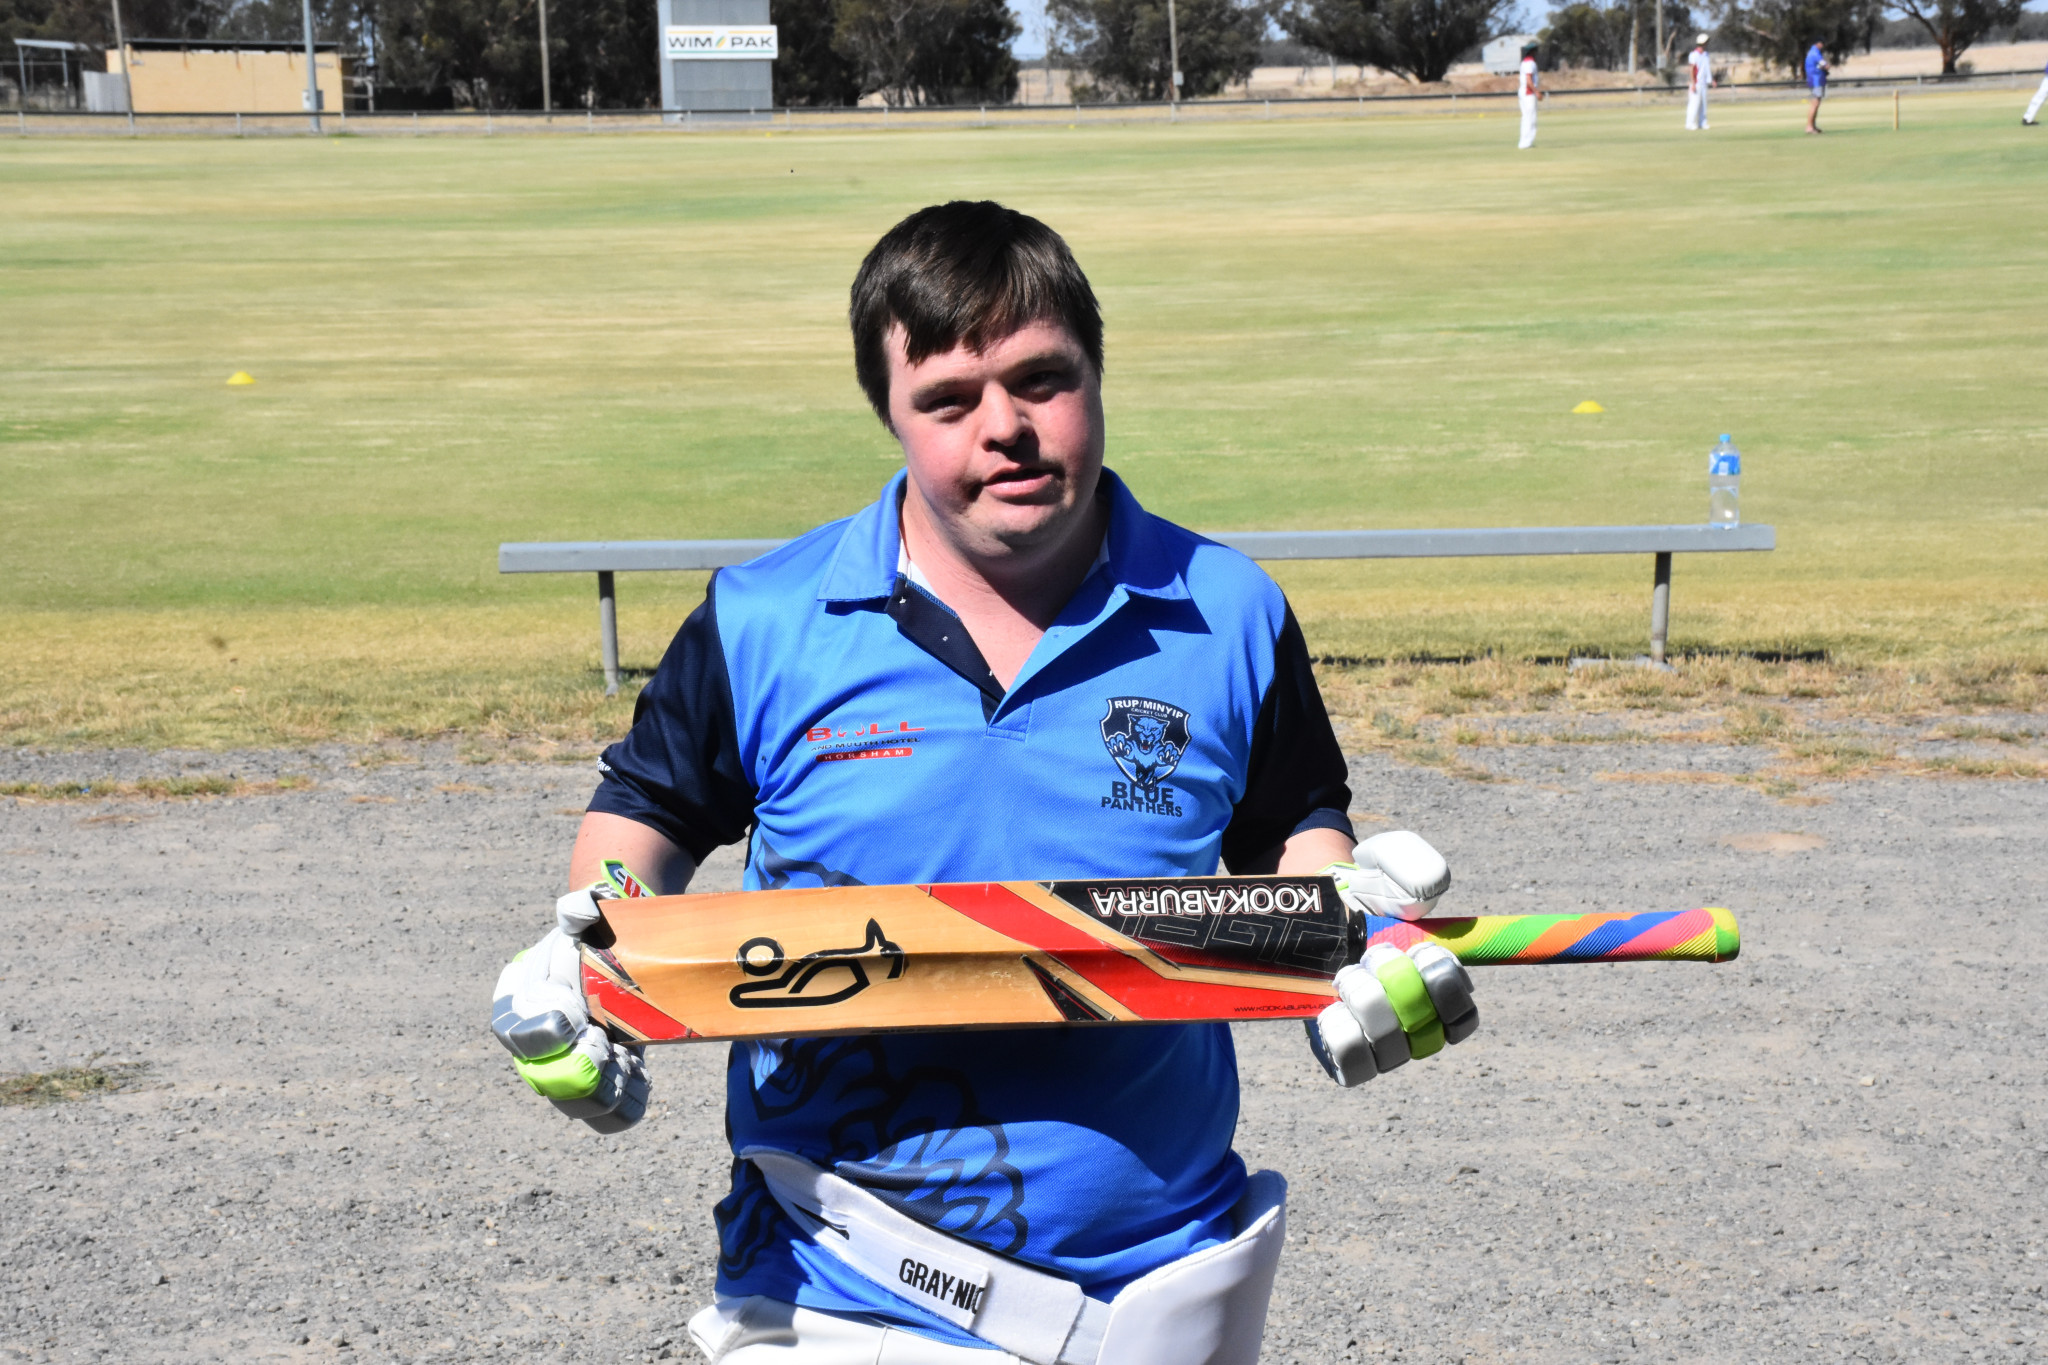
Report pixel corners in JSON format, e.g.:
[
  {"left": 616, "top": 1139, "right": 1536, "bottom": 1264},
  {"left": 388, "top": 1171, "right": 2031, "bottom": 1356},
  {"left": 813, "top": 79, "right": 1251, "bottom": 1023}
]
[
  {"left": 1318, "top": 653, "right": 2048, "bottom": 731},
  {"left": 1492, "top": 728, "right": 1676, "bottom": 745},
  {"left": 1781, "top": 738, "right": 1896, "bottom": 778},
  {"left": 1, "top": 1061, "right": 151, "bottom": 1107},
  {"left": 1901, "top": 755, "right": 2048, "bottom": 780},
  {"left": 1930, "top": 723, "right": 2041, "bottom": 744},
  {"left": 1594, "top": 771, "right": 1745, "bottom": 786},
  {"left": 0, "top": 604, "right": 656, "bottom": 750},
  {"left": 0, "top": 775, "right": 311, "bottom": 802},
  {"left": 1322, "top": 652, "right": 2047, "bottom": 787}
]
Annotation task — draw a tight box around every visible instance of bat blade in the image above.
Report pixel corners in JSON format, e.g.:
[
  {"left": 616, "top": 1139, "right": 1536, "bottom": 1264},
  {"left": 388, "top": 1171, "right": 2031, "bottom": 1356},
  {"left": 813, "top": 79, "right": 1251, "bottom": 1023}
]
[{"left": 580, "top": 877, "right": 1739, "bottom": 1044}]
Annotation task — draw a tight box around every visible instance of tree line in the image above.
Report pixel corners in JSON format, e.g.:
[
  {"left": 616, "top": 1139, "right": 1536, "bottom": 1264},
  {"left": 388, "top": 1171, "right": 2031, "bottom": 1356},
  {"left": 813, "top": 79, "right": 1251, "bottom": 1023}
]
[
  {"left": 1538, "top": 0, "right": 2026, "bottom": 77},
  {"left": 1, "top": 0, "right": 2023, "bottom": 109},
  {"left": 0, "top": 0, "right": 1024, "bottom": 107}
]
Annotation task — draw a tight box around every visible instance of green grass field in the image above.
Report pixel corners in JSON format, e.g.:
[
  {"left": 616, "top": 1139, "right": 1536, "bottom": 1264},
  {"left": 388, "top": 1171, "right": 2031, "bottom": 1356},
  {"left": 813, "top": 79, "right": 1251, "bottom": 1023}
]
[{"left": 3, "top": 88, "right": 2045, "bottom": 747}]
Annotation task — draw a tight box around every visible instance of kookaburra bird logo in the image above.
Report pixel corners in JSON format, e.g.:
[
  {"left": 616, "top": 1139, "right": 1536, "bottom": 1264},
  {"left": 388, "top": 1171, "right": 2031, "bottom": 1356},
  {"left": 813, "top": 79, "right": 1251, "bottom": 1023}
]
[
  {"left": 1100, "top": 697, "right": 1191, "bottom": 790},
  {"left": 728, "top": 920, "right": 905, "bottom": 1009}
]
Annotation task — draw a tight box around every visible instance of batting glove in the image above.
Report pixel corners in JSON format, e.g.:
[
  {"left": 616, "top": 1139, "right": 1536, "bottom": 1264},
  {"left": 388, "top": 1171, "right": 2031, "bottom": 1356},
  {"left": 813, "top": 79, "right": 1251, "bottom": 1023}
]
[
  {"left": 1306, "top": 943, "right": 1479, "bottom": 1087},
  {"left": 489, "top": 870, "right": 651, "bottom": 1134},
  {"left": 1321, "top": 830, "right": 1451, "bottom": 922}
]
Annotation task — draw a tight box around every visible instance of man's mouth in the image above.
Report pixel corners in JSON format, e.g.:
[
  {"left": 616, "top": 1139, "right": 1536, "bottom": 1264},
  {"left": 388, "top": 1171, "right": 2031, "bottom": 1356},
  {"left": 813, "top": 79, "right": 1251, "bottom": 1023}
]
[{"left": 980, "top": 466, "right": 1060, "bottom": 497}]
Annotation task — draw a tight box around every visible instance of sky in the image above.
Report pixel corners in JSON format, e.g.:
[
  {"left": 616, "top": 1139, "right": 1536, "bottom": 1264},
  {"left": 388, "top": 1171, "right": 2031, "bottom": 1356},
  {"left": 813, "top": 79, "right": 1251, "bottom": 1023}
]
[
  {"left": 1004, "top": 0, "right": 2047, "bottom": 63},
  {"left": 1004, "top": 0, "right": 1548, "bottom": 62}
]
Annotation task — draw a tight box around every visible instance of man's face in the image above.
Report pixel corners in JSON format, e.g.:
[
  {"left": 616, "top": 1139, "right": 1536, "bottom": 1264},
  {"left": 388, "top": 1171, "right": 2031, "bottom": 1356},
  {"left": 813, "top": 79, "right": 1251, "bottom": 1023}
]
[{"left": 884, "top": 317, "right": 1106, "bottom": 560}]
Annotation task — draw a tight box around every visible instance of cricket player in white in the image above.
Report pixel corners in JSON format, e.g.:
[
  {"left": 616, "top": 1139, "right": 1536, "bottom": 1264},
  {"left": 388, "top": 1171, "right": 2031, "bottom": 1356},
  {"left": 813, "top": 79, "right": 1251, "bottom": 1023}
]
[
  {"left": 1518, "top": 44, "right": 1541, "bottom": 149},
  {"left": 1686, "top": 35, "right": 1713, "bottom": 130},
  {"left": 2024, "top": 59, "right": 2047, "bottom": 125}
]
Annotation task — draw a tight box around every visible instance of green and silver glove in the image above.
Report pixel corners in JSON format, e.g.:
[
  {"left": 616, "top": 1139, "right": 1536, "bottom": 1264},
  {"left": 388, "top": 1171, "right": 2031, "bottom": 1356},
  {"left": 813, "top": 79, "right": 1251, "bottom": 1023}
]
[
  {"left": 490, "top": 862, "right": 651, "bottom": 1134},
  {"left": 1306, "top": 942, "right": 1479, "bottom": 1087},
  {"left": 1308, "top": 831, "right": 1476, "bottom": 1086}
]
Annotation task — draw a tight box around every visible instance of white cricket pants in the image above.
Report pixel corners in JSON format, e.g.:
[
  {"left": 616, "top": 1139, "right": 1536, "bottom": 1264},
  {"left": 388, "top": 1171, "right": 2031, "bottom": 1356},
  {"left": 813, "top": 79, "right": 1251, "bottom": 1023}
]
[
  {"left": 1518, "top": 94, "right": 1538, "bottom": 148},
  {"left": 691, "top": 1297, "right": 1026, "bottom": 1364},
  {"left": 2026, "top": 75, "right": 2048, "bottom": 123},
  {"left": 1686, "top": 86, "right": 1709, "bottom": 129}
]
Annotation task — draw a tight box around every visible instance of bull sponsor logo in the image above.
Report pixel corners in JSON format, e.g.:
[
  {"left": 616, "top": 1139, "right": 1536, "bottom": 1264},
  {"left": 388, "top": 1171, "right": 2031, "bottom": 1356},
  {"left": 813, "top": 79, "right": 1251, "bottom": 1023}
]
[{"left": 805, "top": 717, "right": 926, "bottom": 765}]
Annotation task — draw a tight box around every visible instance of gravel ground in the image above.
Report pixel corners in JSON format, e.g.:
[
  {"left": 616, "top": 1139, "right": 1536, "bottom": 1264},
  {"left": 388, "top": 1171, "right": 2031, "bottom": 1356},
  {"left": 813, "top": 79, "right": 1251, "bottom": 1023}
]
[{"left": 2, "top": 738, "right": 2044, "bottom": 1365}]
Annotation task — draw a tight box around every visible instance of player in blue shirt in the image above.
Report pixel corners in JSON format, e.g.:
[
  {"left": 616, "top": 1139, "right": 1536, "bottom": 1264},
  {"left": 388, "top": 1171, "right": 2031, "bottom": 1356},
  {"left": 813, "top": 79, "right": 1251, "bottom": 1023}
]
[
  {"left": 490, "top": 203, "right": 1479, "bottom": 1365},
  {"left": 1804, "top": 41, "right": 1829, "bottom": 134}
]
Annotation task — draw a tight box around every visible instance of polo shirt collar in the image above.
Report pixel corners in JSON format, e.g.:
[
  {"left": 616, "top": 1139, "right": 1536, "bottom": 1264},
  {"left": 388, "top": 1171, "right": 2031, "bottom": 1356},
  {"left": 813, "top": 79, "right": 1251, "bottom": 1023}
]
[
  {"left": 815, "top": 466, "right": 1189, "bottom": 605},
  {"left": 817, "top": 469, "right": 910, "bottom": 603},
  {"left": 1097, "top": 468, "right": 1191, "bottom": 602}
]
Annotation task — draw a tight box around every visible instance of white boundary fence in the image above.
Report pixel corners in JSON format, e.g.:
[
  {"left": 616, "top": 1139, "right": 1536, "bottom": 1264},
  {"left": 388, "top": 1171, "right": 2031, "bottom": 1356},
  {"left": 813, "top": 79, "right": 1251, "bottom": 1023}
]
[{"left": 9, "top": 68, "right": 2041, "bottom": 136}]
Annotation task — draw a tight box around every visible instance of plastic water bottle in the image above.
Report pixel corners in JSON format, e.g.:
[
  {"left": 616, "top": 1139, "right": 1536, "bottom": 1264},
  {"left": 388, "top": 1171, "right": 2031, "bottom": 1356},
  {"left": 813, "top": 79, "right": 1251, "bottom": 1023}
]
[{"left": 1708, "top": 434, "right": 1741, "bottom": 527}]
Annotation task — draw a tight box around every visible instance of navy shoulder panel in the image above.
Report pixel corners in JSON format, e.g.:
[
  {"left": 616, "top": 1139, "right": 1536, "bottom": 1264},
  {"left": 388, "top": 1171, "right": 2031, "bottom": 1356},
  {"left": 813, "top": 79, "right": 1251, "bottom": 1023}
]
[
  {"left": 589, "top": 573, "right": 758, "bottom": 865},
  {"left": 1220, "top": 603, "right": 1353, "bottom": 871}
]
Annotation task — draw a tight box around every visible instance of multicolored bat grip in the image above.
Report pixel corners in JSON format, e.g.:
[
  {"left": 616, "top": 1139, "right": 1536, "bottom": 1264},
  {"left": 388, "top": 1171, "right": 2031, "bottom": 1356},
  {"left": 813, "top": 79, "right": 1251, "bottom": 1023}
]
[{"left": 1361, "top": 906, "right": 1740, "bottom": 966}]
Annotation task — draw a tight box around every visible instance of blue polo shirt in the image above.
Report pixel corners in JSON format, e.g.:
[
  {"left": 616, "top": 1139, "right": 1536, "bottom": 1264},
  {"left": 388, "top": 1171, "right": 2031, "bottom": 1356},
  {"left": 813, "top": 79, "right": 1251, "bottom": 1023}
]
[
  {"left": 1805, "top": 44, "right": 1827, "bottom": 87},
  {"left": 591, "top": 468, "right": 1352, "bottom": 1345}
]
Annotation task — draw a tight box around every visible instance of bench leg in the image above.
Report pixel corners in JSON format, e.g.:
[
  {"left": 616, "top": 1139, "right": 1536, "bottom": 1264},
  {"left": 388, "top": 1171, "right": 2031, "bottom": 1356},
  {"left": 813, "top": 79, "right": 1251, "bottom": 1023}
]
[
  {"left": 598, "top": 570, "right": 620, "bottom": 696},
  {"left": 1649, "top": 552, "right": 1672, "bottom": 665}
]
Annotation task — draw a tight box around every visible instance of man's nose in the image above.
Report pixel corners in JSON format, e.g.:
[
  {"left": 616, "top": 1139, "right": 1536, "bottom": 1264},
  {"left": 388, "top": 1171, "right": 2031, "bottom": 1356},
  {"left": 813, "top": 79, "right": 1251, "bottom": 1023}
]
[{"left": 981, "top": 383, "right": 1026, "bottom": 447}]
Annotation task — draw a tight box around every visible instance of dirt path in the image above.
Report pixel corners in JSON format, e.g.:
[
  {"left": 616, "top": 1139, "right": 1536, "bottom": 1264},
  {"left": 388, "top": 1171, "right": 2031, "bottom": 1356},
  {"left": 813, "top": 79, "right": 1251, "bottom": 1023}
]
[{"left": 2, "top": 742, "right": 2043, "bottom": 1364}]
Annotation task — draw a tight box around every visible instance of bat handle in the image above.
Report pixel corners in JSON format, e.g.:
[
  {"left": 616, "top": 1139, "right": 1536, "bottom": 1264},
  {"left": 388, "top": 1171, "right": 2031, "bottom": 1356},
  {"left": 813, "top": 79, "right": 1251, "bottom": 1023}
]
[{"left": 1357, "top": 907, "right": 1742, "bottom": 966}]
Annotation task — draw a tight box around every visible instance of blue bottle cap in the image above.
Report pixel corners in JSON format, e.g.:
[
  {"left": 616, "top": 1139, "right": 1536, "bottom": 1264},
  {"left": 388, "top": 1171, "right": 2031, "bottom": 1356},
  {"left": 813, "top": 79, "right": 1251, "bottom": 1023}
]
[{"left": 1719, "top": 433, "right": 1732, "bottom": 442}]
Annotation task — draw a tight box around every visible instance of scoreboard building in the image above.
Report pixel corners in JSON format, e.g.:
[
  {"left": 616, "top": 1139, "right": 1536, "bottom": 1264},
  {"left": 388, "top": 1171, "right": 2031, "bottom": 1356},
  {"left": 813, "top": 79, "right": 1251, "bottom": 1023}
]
[{"left": 657, "top": 0, "right": 776, "bottom": 115}]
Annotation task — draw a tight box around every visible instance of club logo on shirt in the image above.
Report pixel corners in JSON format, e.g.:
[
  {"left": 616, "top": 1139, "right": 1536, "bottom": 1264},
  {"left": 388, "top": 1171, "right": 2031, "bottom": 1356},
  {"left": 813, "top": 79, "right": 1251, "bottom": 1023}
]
[{"left": 1099, "top": 696, "right": 1189, "bottom": 817}]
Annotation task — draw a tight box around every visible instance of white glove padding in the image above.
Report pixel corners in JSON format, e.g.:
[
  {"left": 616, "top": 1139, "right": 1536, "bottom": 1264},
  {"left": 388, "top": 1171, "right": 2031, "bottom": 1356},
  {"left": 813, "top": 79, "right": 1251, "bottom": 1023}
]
[
  {"left": 1322, "top": 830, "right": 1451, "bottom": 922},
  {"left": 1306, "top": 942, "right": 1479, "bottom": 1087},
  {"left": 491, "top": 926, "right": 589, "bottom": 1062},
  {"left": 489, "top": 885, "right": 650, "bottom": 1132},
  {"left": 555, "top": 885, "right": 605, "bottom": 938}
]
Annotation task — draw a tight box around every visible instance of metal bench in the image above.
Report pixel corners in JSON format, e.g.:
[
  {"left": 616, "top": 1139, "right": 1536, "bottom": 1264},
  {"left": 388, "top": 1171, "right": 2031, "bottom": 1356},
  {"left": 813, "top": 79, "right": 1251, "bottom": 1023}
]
[{"left": 500, "top": 523, "right": 1776, "bottom": 693}]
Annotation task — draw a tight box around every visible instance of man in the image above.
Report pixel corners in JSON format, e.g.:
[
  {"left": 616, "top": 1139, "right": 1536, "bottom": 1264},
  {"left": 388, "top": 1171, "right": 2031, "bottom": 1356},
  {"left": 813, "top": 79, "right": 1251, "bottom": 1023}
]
[
  {"left": 2023, "top": 56, "right": 2047, "bottom": 125},
  {"left": 1804, "top": 41, "right": 1829, "bottom": 134},
  {"left": 490, "top": 202, "right": 1478, "bottom": 1365},
  {"left": 1686, "top": 33, "right": 1714, "bottom": 131},
  {"left": 1519, "top": 41, "right": 1543, "bottom": 149}
]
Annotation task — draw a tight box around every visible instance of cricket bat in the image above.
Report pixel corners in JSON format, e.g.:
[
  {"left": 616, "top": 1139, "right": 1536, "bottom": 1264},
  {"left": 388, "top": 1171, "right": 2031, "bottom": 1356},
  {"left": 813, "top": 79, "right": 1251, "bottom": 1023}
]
[{"left": 579, "top": 875, "right": 1741, "bottom": 1044}]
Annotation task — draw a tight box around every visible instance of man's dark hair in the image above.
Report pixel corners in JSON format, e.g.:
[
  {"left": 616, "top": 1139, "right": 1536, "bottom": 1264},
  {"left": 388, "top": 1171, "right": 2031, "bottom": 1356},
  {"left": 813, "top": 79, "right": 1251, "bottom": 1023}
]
[{"left": 850, "top": 201, "right": 1103, "bottom": 424}]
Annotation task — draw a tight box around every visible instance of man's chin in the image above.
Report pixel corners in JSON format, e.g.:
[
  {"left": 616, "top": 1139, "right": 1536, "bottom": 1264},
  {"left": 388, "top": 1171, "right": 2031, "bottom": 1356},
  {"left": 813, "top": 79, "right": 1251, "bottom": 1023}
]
[{"left": 969, "top": 501, "right": 1082, "bottom": 552}]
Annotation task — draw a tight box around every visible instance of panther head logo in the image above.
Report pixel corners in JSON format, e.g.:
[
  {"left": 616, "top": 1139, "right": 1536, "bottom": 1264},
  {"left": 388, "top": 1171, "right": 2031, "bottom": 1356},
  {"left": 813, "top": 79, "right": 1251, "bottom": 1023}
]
[{"left": 1100, "top": 697, "right": 1191, "bottom": 791}]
